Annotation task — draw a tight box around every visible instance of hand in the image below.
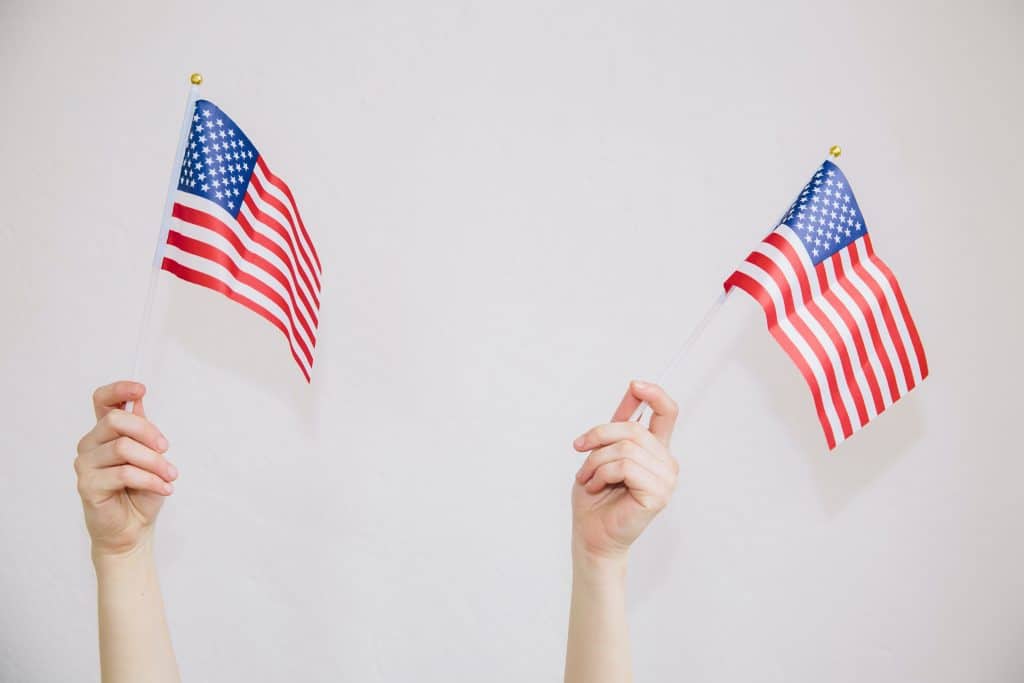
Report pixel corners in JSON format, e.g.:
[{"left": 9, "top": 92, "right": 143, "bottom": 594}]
[
  {"left": 570, "top": 380, "right": 679, "bottom": 564},
  {"left": 75, "top": 381, "right": 177, "bottom": 558}
]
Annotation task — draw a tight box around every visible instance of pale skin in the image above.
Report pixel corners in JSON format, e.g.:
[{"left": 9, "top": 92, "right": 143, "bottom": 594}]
[
  {"left": 75, "top": 381, "right": 181, "bottom": 683},
  {"left": 73, "top": 379, "right": 674, "bottom": 681},
  {"left": 565, "top": 380, "right": 680, "bottom": 683}
]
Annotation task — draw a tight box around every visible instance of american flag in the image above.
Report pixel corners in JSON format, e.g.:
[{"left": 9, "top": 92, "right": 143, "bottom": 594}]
[
  {"left": 724, "top": 160, "right": 928, "bottom": 449},
  {"left": 161, "top": 99, "right": 321, "bottom": 381}
]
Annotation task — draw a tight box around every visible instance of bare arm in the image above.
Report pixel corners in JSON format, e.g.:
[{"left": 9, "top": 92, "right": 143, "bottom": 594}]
[
  {"left": 75, "top": 381, "right": 181, "bottom": 683},
  {"left": 565, "top": 381, "right": 680, "bottom": 683}
]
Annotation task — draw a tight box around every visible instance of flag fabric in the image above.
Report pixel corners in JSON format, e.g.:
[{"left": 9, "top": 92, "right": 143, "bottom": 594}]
[
  {"left": 162, "top": 99, "right": 321, "bottom": 381},
  {"left": 724, "top": 160, "right": 927, "bottom": 449}
]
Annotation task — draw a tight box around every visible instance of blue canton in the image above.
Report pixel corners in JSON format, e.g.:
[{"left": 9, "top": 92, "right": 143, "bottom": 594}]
[
  {"left": 177, "top": 100, "right": 259, "bottom": 219},
  {"left": 780, "top": 160, "right": 868, "bottom": 265}
]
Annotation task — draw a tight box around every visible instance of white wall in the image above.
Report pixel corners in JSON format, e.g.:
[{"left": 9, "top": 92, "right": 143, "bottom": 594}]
[{"left": 2, "top": 1, "right": 1021, "bottom": 680}]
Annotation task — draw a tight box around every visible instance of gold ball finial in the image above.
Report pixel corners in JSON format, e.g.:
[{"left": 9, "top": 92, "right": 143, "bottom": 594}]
[
  {"left": 190, "top": 73, "right": 203, "bottom": 85},
  {"left": 829, "top": 144, "right": 842, "bottom": 159}
]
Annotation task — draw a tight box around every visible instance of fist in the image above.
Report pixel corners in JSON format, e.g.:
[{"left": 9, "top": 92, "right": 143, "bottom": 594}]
[
  {"left": 75, "top": 381, "right": 177, "bottom": 557},
  {"left": 570, "top": 381, "right": 679, "bottom": 561}
]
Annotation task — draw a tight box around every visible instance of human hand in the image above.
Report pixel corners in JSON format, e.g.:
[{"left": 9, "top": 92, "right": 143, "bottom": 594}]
[
  {"left": 75, "top": 381, "right": 176, "bottom": 558},
  {"left": 570, "top": 380, "right": 679, "bottom": 565}
]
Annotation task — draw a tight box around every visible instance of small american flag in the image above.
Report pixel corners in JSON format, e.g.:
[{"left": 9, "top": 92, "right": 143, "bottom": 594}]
[
  {"left": 725, "top": 160, "right": 928, "bottom": 449},
  {"left": 162, "top": 99, "right": 321, "bottom": 381}
]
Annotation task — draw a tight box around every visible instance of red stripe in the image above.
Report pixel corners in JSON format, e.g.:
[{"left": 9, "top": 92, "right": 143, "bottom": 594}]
[
  {"left": 249, "top": 172, "right": 322, "bottom": 291},
  {"left": 725, "top": 272, "right": 837, "bottom": 449},
  {"left": 256, "top": 156, "right": 322, "bottom": 272},
  {"left": 830, "top": 249, "right": 901, "bottom": 404},
  {"left": 165, "top": 230, "right": 313, "bottom": 366},
  {"left": 243, "top": 193, "right": 321, "bottom": 309},
  {"left": 746, "top": 250, "right": 853, "bottom": 440},
  {"left": 172, "top": 203, "right": 318, "bottom": 342},
  {"left": 847, "top": 240, "right": 916, "bottom": 391},
  {"left": 815, "top": 262, "right": 886, "bottom": 415},
  {"left": 863, "top": 235, "right": 928, "bottom": 380},
  {"left": 765, "top": 233, "right": 869, "bottom": 428},
  {"left": 234, "top": 210, "right": 318, "bottom": 326},
  {"left": 160, "top": 257, "right": 311, "bottom": 382}
]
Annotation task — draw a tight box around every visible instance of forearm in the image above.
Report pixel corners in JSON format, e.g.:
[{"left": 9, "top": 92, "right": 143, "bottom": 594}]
[
  {"left": 93, "top": 538, "right": 180, "bottom": 683},
  {"left": 565, "top": 546, "right": 631, "bottom": 683}
]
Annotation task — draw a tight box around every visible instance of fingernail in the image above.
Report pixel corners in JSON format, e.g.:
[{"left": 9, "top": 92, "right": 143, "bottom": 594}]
[
  {"left": 157, "top": 436, "right": 169, "bottom": 451},
  {"left": 167, "top": 464, "right": 178, "bottom": 480},
  {"left": 633, "top": 380, "right": 648, "bottom": 390},
  {"left": 163, "top": 482, "right": 174, "bottom": 494},
  {"left": 573, "top": 435, "right": 586, "bottom": 449}
]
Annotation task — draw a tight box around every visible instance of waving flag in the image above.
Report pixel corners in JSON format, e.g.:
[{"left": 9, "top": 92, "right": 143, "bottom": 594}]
[
  {"left": 725, "top": 161, "right": 927, "bottom": 449},
  {"left": 161, "top": 99, "right": 321, "bottom": 381}
]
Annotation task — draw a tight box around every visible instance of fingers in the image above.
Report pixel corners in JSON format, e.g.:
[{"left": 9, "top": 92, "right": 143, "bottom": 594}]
[
  {"left": 574, "top": 420, "right": 665, "bottom": 456},
  {"left": 575, "top": 440, "right": 675, "bottom": 487},
  {"left": 81, "top": 465, "right": 174, "bottom": 503},
  {"left": 583, "top": 459, "right": 672, "bottom": 510},
  {"left": 610, "top": 382, "right": 644, "bottom": 423},
  {"left": 635, "top": 382, "right": 679, "bottom": 444},
  {"left": 77, "top": 437, "right": 178, "bottom": 483},
  {"left": 609, "top": 380, "right": 679, "bottom": 445},
  {"left": 92, "top": 381, "right": 146, "bottom": 420},
  {"left": 77, "top": 409, "right": 168, "bottom": 455}
]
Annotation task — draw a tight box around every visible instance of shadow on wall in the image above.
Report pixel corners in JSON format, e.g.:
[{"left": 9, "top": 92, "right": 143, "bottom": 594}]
[
  {"left": 625, "top": 311, "right": 925, "bottom": 607},
  {"left": 152, "top": 278, "right": 322, "bottom": 432},
  {"left": 729, "top": 314, "right": 924, "bottom": 517}
]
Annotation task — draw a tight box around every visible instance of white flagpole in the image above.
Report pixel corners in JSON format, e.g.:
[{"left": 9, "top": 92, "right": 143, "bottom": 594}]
[
  {"left": 629, "top": 290, "right": 730, "bottom": 423},
  {"left": 629, "top": 145, "right": 844, "bottom": 424},
  {"left": 125, "top": 73, "right": 203, "bottom": 414}
]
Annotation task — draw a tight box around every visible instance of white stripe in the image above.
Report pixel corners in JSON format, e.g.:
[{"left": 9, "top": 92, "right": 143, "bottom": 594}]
[
  {"left": 836, "top": 243, "right": 910, "bottom": 397},
  {"left": 774, "top": 227, "right": 878, "bottom": 420},
  {"left": 855, "top": 247, "right": 924, "bottom": 384},
  {"left": 754, "top": 237, "right": 861, "bottom": 431},
  {"left": 819, "top": 254, "right": 896, "bottom": 410},
  {"left": 163, "top": 244, "right": 313, "bottom": 374},
  {"left": 251, "top": 163, "right": 321, "bottom": 277},
  {"left": 168, "top": 217, "right": 317, "bottom": 355},
  {"left": 735, "top": 259, "right": 846, "bottom": 443},
  {"left": 239, "top": 185, "right": 322, "bottom": 304},
  {"left": 249, "top": 166, "right": 321, "bottom": 285},
  {"left": 173, "top": 192, "right": 320, "bottom": 327},
  {"left": 235, "top": 192, "right": 321, "bottom": 313}
]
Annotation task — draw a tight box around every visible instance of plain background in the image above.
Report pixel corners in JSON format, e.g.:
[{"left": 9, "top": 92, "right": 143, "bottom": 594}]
[{"left": 2, "top": 1, "right": 1021, "bottom": 681}]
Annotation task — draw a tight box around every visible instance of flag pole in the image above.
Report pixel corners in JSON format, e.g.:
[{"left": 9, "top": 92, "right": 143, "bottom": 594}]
[
  {"left": 629, "top": 144, "right": 844, "bottom": 424},
  {"left": 125, "top": 73, "right": 203, "bottom": 414},
  {"left": 629, "top": 290, "right": 730, "bottom": 422}
]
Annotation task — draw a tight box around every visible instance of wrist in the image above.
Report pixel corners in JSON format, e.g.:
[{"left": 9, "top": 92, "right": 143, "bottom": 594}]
[
  {"left": 92, "top": 533, "right": 156, "bottom": 574},
  {"left": 571, "top": 538, "right": 628, "bottom": 585}
]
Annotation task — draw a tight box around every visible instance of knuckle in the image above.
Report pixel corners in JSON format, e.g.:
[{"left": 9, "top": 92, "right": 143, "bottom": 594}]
[
  {"left": 666, "top": 397, "right": 680, "bottom": 416},
  {"left": 621, "top": 440, "right": 642, "bottom": 457},
  {"left": 75, "top": 435, "right": 88, "bottom": 455},
  {"left": 114, "top": 436, "right": 133, "bottom": 458},
  {"left": 73, "top": 455, "right": 82, "bottom": 475},
  {"left": 99, "top": 411, "right": 119, "bottom": 430},
  {"left": 117, "top": 465, "right": 133, "bottom": 485}
]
